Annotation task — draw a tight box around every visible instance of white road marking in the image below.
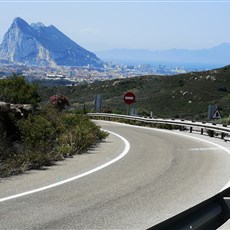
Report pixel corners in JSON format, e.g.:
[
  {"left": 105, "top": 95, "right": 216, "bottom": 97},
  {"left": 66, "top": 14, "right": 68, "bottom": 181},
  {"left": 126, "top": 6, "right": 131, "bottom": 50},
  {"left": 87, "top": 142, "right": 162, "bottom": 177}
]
[
  {"left": 0, "top": 130, "right": 130, "bottom": 203},
  {"left": 1, "top": 120, "right": 230, "bottom": 202},
  {"left": 97, "top": 120, "right": 230, "bottom": 192},
  {"left": 188, "top": 147, "right": 219, "bottom": 151}
]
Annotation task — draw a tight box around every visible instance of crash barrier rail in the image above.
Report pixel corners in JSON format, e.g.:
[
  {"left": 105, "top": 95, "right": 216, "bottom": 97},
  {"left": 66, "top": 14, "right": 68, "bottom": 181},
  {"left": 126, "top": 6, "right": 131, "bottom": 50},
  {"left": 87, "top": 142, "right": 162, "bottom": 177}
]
[
  {"left": 88, "top": 113, "right": 230, "bottom": 229},
  {"left": 88, "top": 113, "right": 230, "bottom": 141},
  {"left": 148, "top": 186, "right": 230, "bottom": 230}
]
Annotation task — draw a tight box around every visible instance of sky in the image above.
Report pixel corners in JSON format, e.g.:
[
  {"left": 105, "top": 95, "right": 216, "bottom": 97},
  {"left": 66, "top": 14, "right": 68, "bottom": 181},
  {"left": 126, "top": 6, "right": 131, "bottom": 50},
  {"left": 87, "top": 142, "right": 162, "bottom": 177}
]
[{"left": 0, "top": 0, "right": 230, "bottom": 52}]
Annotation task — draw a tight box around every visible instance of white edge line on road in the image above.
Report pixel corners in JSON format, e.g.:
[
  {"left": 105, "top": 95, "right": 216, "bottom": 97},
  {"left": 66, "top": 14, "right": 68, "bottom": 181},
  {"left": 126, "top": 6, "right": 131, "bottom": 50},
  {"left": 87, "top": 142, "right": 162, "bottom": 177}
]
[
  {"left": 97, "top": 120, "right": 230, "bottom": 192},
  {"left": 0, "top": 130, "right": 130, "bottom": 203}
]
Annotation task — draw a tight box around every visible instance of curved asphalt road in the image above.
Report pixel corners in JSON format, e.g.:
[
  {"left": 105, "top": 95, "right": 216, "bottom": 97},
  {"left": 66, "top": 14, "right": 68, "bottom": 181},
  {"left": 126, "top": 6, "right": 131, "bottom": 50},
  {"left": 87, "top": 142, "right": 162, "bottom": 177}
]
[{"left": 1, "top": 120, "right": 230, "bottom": 229}]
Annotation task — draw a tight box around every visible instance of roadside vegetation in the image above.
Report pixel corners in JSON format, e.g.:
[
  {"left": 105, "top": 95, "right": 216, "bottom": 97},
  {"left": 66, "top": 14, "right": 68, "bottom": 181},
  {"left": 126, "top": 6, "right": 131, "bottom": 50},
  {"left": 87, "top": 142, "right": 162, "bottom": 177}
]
[
  {"left": 0, "top": 76, "right": 108, "bottom": 178},
  {"left": 1, "top": 65, "right": 230, "bottom": 177},
  {"left": 38, "top": 65, "right": 230, "bottom": 121},
  {"left": 221, "top": 116, "right": 230, "bottom": 125},
  {"left": 0, "top": 75, "right": 40, "bottom": 105}
]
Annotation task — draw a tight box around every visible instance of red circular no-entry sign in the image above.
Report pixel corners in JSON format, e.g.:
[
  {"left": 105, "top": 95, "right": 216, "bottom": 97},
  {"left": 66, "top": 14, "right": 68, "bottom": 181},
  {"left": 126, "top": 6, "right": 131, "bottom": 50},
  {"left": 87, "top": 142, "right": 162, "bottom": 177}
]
[{"left": 124, "top": 92, "right": 136, "bottom": 105}]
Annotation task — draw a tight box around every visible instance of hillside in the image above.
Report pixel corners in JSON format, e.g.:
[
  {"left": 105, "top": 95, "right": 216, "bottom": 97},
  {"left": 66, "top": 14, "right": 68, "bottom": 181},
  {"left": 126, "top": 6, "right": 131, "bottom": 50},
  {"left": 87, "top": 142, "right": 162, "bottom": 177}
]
[{"left": 38, "top": 65, "right": 230, "bottom": 120}]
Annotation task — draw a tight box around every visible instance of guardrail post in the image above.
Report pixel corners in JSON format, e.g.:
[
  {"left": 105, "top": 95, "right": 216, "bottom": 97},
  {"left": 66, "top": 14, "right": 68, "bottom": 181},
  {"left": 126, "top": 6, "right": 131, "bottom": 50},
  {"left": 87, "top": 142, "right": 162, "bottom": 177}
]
[
  {"left": 87, "top": 114, "right": 230, "bottom": 143},
  {"left": 201, "top": 128, "right": 204, "bottom": 135},
  {"left": 221, "top": 133, "right": 225, "bottom": 139},
  {"left": 208, "top": 130, "right": 214, "bottom": 137}
]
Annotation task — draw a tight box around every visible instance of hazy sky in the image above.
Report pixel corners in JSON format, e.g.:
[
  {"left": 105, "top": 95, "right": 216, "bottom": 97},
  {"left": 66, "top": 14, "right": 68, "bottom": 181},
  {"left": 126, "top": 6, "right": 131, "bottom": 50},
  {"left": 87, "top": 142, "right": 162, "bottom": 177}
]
[{"left": 0, "top": 0, "right": 230, "bottom": 52}]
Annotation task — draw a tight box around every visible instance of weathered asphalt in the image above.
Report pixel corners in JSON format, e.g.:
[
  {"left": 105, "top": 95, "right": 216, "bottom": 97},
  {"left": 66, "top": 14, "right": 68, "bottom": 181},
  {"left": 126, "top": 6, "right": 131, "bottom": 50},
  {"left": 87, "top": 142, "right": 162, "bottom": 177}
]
[{"left": 1, "top": 121, "right": 230, "bottom": 229}]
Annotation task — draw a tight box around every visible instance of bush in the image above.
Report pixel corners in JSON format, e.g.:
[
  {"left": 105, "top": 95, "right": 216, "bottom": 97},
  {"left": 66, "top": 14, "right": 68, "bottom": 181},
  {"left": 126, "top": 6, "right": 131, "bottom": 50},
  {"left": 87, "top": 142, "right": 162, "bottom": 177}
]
[
  {"left": 0, "top": 152, "right": 29, "bottom": 177},
  {"left": 0, "top": 105, "right": 108, "bottom": 177},
  {"left": 18, "top": 114, "right": 59, "bottom": 168},
  {"left": 20, "top": 115, "right": 56, "bottom": 149},
  {"left": 57, "top": 113, "right": 108, "bottom": 156},
  {"left": 0, "top": 76, "right": 40, "bottom": 105},
  {"left": 221, "top": 116, "right": 230, "bottom": 125},
  {"left": 0, "top": 134, "right": 10, "bottom": 161},
  {"left": 0, "top": 78, "right": 108, "bottom": 177},
  {"left": 50, "top": 95, "right": 69, "bottom": 111}
]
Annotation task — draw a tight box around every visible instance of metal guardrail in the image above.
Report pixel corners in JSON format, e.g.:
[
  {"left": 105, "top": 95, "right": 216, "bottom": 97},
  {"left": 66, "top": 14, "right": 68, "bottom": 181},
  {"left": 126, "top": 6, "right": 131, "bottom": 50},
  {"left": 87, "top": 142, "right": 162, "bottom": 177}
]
[
  {"left": 148, "top": 186, "right": 230, "bottom": 230},
  {"left": 88, "top": 113, "right": 230, "bottom": 140},
  {"left": 88, "top": 113, "right": 230, "bottom": 229}
]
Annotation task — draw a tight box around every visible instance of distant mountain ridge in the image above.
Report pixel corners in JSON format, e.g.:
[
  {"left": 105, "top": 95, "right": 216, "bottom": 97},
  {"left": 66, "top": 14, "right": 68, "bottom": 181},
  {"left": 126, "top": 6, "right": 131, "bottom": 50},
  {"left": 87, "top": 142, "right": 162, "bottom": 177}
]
[
  {"left": 0, "top": 17, "right": 103, "bottom": 67},
  {"left": 97, "top": 43, "right": 230, "bottom": 66}
]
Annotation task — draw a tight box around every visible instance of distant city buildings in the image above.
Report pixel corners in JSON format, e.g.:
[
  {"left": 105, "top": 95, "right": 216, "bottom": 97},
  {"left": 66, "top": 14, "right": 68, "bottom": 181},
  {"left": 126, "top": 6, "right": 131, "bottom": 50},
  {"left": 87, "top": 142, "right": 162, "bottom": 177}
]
[{"left": 0, "top": 62, "right": 212, "bottom": 85}]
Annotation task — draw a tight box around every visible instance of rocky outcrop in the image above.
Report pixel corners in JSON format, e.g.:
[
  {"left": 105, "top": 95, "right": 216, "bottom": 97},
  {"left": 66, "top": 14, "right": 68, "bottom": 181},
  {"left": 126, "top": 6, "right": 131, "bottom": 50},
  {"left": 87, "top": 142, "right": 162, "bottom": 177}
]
[
  {"left": 0, "top": 101, "right": 32, "bottom": 115},
  {"left": 0, "top": 17, "right": 103, "bottom": 67},
  {"left": 0, "top": 102, "right": 32, "bottom": 140}
]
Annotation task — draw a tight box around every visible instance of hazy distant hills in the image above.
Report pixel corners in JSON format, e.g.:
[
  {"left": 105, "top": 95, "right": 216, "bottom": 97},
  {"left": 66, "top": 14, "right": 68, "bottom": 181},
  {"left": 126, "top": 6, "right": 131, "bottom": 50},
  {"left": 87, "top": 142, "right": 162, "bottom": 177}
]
[
  {"left": 97, "top": 43, "right": 230, "bottom": 67},
  {"left": 0, "top": 17, "right": 103, "bottom": 67}
]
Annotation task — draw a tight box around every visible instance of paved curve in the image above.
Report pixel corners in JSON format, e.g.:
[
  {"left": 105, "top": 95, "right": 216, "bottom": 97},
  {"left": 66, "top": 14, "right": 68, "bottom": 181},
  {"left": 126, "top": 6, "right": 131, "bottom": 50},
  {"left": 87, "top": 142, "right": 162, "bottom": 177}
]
[{"left": 1, "top": 121, "right": 230, "bottom": 229}]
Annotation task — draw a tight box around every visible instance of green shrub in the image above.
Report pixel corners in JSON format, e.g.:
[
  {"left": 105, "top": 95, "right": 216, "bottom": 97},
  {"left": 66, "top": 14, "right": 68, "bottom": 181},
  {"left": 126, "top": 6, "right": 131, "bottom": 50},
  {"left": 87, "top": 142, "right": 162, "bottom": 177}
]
[
  {"left": 1, "top": 102, "right": 108, "bottom": 177},
  {"left": 38, "top": 105, "right": 64, "bottom": 134},
  {"left": 0, "top": 78, "right": 109, "bottom": 177},
  {"left": 221, "top": 116, "right": 230, "bottom": 125},
  {"left": 19, "top": 114, "right": 56, "bottom": 150},
  {"left": 58, "top": 113, "right": 108, "bottom": 155},
  {"left": 0, "top": 76, "right": 40, "bottom": 105},
  {"left": 0, "top": 153, "right": 29, "bottom": 177},
  {"left": 0, "top": 134, "right": 10, "bottom": 161},
  {"left": 18, "top": 114, "right": 59, "bottom": 168}
]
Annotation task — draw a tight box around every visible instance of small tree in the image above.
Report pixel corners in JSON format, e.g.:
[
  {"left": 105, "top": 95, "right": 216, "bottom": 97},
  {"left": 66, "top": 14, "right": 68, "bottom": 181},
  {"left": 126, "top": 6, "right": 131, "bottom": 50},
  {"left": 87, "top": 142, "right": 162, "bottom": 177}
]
[
  {"left": 0, "top": 76, "right": 40, "bottom": 105},
  {"left": 50, "top": 95, "right": 69, "bottom": 111}
]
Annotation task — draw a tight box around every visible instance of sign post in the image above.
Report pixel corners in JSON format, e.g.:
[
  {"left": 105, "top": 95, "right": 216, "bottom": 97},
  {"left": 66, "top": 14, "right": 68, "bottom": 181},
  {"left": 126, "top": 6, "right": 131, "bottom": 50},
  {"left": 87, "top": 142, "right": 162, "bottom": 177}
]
[
  {"left": 94, "top": 95, "right": 103, "bottom": 112},
  {"left": 123, "top": 92, "right": 136, "bottom": 115}
]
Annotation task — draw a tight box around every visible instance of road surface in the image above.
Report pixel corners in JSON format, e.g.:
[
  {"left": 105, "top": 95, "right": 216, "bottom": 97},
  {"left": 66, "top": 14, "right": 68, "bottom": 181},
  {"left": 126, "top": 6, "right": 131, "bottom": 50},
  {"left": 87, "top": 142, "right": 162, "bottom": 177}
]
[{"left": 1, "top": 120, "right": 230, "bottom": 229}]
